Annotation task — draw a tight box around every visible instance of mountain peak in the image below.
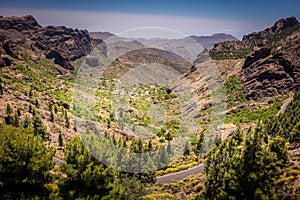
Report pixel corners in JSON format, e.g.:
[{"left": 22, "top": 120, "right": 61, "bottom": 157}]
[
  {"left": 0, "top": 15, "right": 41, "bottom": 31},
  {"left": 271, "top": 16, "right": 299, "bottom": 32},
  {"left": 242, "top": 16, "right": 299, "bottom": 41}
]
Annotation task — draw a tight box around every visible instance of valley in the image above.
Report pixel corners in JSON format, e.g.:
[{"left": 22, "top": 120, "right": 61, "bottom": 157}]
[{"left": 0, "top": 14, "right": 299, "bottom": 199}]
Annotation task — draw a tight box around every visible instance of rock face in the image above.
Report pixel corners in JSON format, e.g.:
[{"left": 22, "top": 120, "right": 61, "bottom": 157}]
[
  {"left": 209, "top": 16, "right": 300, "bottom": 100},
  {"left": 243, "top": 46, "right": 271, "bottom": 69},
  {"left": 243, "top": 16, "right": 299, "bottom": 40},
  {"left": 240, "top": 43, "right": 300, "bottom": 100},
  {"left": 210, "top": 16, "right": 300, "bottom": 60},
  {"left": 0, "top": 15, "right": 92, "bottom": 69}
]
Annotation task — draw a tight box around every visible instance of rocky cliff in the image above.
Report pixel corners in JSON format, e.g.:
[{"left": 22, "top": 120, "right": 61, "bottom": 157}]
[
  {"left": 211, "top": 17, "right": 300, "bottom": 100},
  {"left": 0, "top": 15, "right": 92, "bottom": 70},
  {"left": 240, "top": 44, "right": 300, "bottom": 100},
  {"left": 210, "top": 16, "right": 300, "bottom": 60}
]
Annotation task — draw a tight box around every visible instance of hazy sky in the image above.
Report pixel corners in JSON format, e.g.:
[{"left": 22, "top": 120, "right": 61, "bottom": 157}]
[{"left": 1, "top": 0, "right": 299, "bottom": 39}]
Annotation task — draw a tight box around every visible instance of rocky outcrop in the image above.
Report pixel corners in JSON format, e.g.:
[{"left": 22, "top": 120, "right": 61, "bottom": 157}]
[
  {"left": 210, "top": 17, "right": 300, "bottom": 60},
  {"left": 243, "top": 45, "right": 271, "bottom": 69},
  {"left": 0, "top": 15, "right": 41, "bottom": 31},
  {"left": 243, "top": 16, "right": 299, "bottom": 40},
  {"left": 240, "top": 44, "right": 300, "bottom": 100},
  {"left": 209, "top": 16, "right": 300, "bottom": 100},
  {"left": 0, "top": 15, "right": 92, "bottom": 70}
]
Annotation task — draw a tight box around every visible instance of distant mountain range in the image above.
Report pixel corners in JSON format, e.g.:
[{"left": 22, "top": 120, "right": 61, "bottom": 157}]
[
  {"left": 189, "top": 33, "right": 238, "bottom": 50},
  {"left": 0, "top": 15, "right": 299, "bottom": 101},
  {"left": 89, "top": 31, "right": 115, "bottom": 40},
  {"left": 89, "top": 31, "right": 238, "bottom": 50}
]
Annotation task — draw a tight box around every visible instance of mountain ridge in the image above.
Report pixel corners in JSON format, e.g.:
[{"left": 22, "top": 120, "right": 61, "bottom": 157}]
[
  {"left": 0, "top": 15, "right": 93, "bottom": 71},
  {"left": 210, "top": 16, "right": 300, "bottom": 100}
]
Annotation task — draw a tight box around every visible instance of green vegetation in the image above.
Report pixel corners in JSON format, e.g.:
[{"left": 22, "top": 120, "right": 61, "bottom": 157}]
[
  {"left": 197, "top": 125, "right": 288, "bottom": 199},
  {"left": 195, "top": 89, "right": 300, "bottom": 199},
  {"left": 33, "top": 115, "right": 49, "bottom": 141},
  {"left": 209, "top": 23, "right": 300, "bottom": 60},
  {"left": 0, "top": 83, "right": 3, "bottom": 96},
  {"left": 1, "top": 29, "right": 300, "bottom": 199},
  {"left": 266, "top": 89, "right": 300, "bottom": 142},
  {"left": 0, "top": 124, "right": 157, "bottom": 199},
  {"left": 226, "top": 101, "right": 282, "bottom": 124},
  {"left": 0, "top": 124, "right": 55, "bottom": 199},
  {"left": 209, "top": 48, "right": 250, "bottom": 60},
  {"left": 58, "top": 132, "right": 63, "bottom": 147},
  {"left": 224, "top": 75, "right": 246, "bottom": 107}
]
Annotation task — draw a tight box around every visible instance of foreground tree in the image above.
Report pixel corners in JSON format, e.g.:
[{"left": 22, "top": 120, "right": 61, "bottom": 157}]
[
  {"left": 198, "top": 123, "right": 288, "bottom": 200},
  {"left": 59, "top": 136, "right": 115, "bottom": 199},
  {"left": 33, "top": 115, "right": 49, "bottom": 140},
  {"left": 0, "top": 124, "right": 55, "bottom": 199}
]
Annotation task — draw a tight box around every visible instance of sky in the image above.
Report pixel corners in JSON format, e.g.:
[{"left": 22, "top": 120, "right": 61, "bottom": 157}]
[{"left": 0, "top": 0, "right": 299, "bottom": 39}]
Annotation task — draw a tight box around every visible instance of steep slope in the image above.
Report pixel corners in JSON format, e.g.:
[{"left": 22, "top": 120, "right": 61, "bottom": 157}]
[
  {"left": 0, "top": 15, "right": 92, "bottom": 71},
  {"left": 210, "top": 17, "right": 300, "bottom": 100},
  {"left": 0, "top": 15, "right": 93, "bottom": 156},
  {"left": 210, "top": 16, "right": 300, "bottom": 60}
]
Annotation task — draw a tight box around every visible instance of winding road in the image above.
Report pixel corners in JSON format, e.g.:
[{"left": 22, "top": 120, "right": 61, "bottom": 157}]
[
  {"left": 52, "top": 156, "right": 204, "bottom": 184},
  {"left": 156, "top": 163, "right": 205, "bottom": 183}
]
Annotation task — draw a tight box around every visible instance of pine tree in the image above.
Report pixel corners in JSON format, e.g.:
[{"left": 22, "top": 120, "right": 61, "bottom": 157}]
[
  {"left": 0, "top": 83, "right": 3, "bottom": 97},
  {"left": 137, "top": 138, "right": 143, "bottom": 153},
  {"left": 65, "top": 112, "right": 70, "bottom": 128},
  {"left": 200, "top": 125, "right": 288, "bottom": 200},
  {"left": 5, "top": 103, "right": 13, "bottom": 125},
  {"left": 123, "top": 139, "right": 127, "bottom": 148},
  {"left": 0, "top": 125, "right": 55, "bottom": 199},
  {"left": 48, "top": 103, "right": 53, "bottom": 112},
  {"left": 107, "top": 118, "right": 111, "bottom": 128},
  {"left": 54, "top": 104, "right": 58, "bottom": 114},
  {"left": 23, "top": 115, "right": 31, "bottom": 128},
  {"left": 58, "top": 132, "right": 63, "bottom": 147},
  {"left": 35, "top": 99, "right": 39, "bottom": 108},
  {"left": 32, "top": 107, "right": 37, "bottom": 117},
  {"left": 29, "top": 103, "right": 33, "bottom": 113},
  {"left": 33, "top": 116, "right": 49, "bottom": 140},
  {"left": 165, "top": 130, "right": 171, "bottom": 141},
  {"left": 50, "top": 109, "right": 54, "bottom": 122},
  {"left": 6, "top": 103, "right": 12, "bottom": 115},
  {"left": 112, "top": 134, "right": 117, "bottom": 145},
  {"left": 16, "top": 108, "right": 21, "bottom": 117},
  {"left": 183, "top": 142, "right": 190, "bottom": 156},
  {"left": 147, "top": 140, "right": 153, "bottom": 151},
  {"left": 195, "top": 131, "right": 205, "bottom": 155},
  {"left": 29, "top": 88, "right": 33, "bottom": 98},
  {"left": 59, "top": 136, "right": 115, "bottom": 199},
  {"left": 13, "top": 112, "right": 20, "bottom": 127}
]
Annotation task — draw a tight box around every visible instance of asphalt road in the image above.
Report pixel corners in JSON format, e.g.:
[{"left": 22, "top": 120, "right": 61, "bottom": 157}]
[
  {"left": 156, "top": 163, "right": 205, "bottom": 184},
  {"left": 53, "top": 157, "right": 64, "bottom": 165},
  {"left": 53, "top": 155, "right": 205, "bottom": 184}
]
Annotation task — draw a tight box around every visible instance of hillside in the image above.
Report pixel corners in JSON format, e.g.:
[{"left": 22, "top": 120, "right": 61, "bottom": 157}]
[
  {"left": 0, "top": 15, "right": 94, "bottom": 150},
  {"left": 210, "top": 16, "right": 300, "bottom": 100},
  {"left": 0, "top": 15, "right": 92, "bottom": 72},
  {"left": 0, "top": 14, "right": 299, "bottom": 199}
]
